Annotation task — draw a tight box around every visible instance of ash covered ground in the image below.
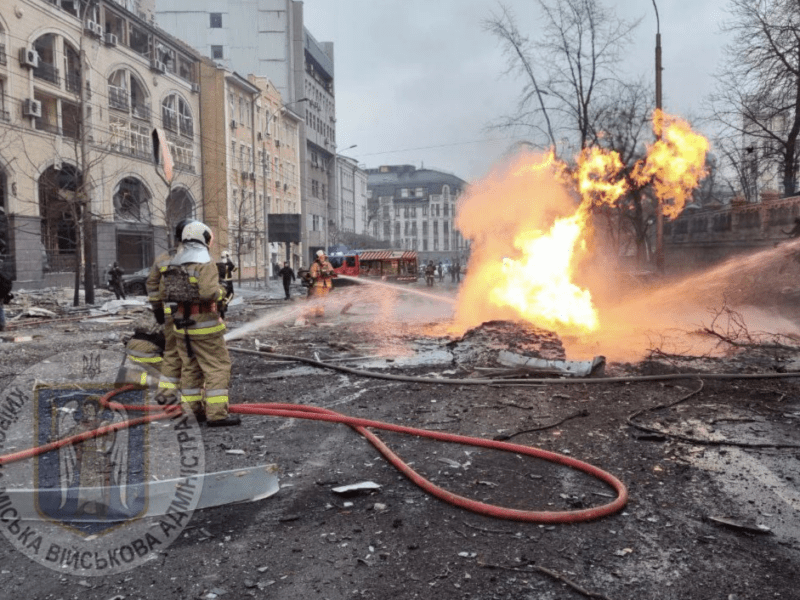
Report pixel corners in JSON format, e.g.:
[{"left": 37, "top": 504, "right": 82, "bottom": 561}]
[{"left": 0, "top": 278, "right": 799, "bottom": 600}]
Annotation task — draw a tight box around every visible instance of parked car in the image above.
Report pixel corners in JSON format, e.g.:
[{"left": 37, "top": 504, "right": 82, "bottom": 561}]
[{"left": 107, "top": 267, "right": 150, "bottom": 296}]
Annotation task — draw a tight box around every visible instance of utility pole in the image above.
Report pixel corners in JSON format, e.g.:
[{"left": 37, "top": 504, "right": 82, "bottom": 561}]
[
  {"left": 653, "top": 0, "right": 664, "bottom": 273},
  {"left": 79, "top": 0, "right": 96, "bottom": 305}
]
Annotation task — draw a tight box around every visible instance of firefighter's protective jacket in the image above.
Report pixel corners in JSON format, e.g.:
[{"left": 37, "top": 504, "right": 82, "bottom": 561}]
[
  {"left": 309, "top": 258, "right": 335, "bottom": 289},
  {"left": 170, "top": 260, "right": 229, "bottom": 337}
]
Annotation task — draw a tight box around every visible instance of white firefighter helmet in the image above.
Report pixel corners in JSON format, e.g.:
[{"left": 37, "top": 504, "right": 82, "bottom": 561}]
[
  {"left": 181, "top": 221, "right": 213, "bottom": 246},
  {"left": 316, "top": 249, "right": 325, "bottom": 258},
  {"left": 221, "top": 250, "right": 230, "bottom": 259}
]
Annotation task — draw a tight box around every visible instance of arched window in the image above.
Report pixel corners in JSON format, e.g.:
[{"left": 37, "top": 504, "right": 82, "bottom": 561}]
[
  {"left": 114, "top": 177, "right": 151, "bottom": 223},
  {"left": 39, "top": 164, "right": 82, "bottom": 272},
  {"left": 108, "top": 69, "right": 150, "bottom": 120},
  {"left": 161, "top": 93, "right": 193, "bottom": 138},
  {"left": 165, "top": 187, "right": 195, "bottom": 242}
]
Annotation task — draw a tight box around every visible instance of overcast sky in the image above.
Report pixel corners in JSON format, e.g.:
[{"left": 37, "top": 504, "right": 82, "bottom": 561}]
[{"left": 303, "top": 0, "right": 732, "bottom": 183}]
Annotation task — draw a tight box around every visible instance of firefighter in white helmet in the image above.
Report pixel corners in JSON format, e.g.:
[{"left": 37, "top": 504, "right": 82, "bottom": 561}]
[
  {"left": 144, "top": 218, "right": 196, "bottom": 404},
  {"left": 162, "top": 221, "right": 240, "bottom": 426},
  {"left": 308, "top": 249, "right": 336, "bottom": 317}
]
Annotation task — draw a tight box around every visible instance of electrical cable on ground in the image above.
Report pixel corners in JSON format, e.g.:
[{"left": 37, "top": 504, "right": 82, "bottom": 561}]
[
  {"left": 228, "top": 346, "right": 800, "bottom": 386},
  {"left": 0, "top": 385, "right": 627, "bottom": 524}
]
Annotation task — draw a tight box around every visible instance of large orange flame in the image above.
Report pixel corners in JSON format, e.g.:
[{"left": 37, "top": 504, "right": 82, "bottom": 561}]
[
  {"left": 454, "top": 110, "right": 709, "bottom": 346},
  {"left": 632, "top": 109, "right": 709, "bottom": 219}
]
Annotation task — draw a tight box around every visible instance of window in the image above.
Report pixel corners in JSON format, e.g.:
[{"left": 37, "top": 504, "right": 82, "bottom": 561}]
[
  {"left": 128, "top": 23, "right": 150, "bottom": 57},
  {"left": 312, "top": 180, "right": 319, "bottom": 198},
  {"left": 394, "top": 207, "right": 400, "bottom": 218},
  {"left": 211, "top": 45, "right": 223, "bottom": 60},
  {"left": 394, "top": 222, "right": 400, "bottom": 237},
  {"left": 443, "top": 203, "right": 449, "bottom": 217},
  {"left": 415, "top": 187, "right": 424, "bottom": 197},
  {"left": 162, "top": 94, "right": 193, "bottom": 137},
  {"left": 114, "top": 177, "right": 151, "bottom": 223},
  {"left": 108, "top": 69, "right": 150, "bottom": 121},
  {"left": 400, "top": 188, "right": 409, "bottom": 198},
  {"left": 423, "top": 205, "right": 428, "bottom": 216},
  {"left": 210, "top": 13, "right": 222, "bottom": 28}
]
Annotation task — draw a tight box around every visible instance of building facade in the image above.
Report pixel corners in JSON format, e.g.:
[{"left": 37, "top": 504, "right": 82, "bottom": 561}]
[
  {"left": 154, "top": 0, "right": 336, "bottom": 265},
  {"left": 197, "top": 62, "right": 303, "bottom": 278},
  {"left": 332, "top": 153, "right": 368, "bottom": 242},
  {"left": 366, "top": 165, "right": 469, "bottom": 263},
  {"left": 0, "top": 0, "right": 202, "bottom": 287}
]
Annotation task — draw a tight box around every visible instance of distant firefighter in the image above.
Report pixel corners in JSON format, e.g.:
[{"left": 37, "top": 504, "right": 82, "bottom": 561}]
[{"left": 308, "top": 250, "right": 337, "bottom": 316}]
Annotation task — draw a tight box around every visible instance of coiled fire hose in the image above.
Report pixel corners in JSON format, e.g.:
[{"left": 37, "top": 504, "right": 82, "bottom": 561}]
[{"left": 0, "top": 384, "right": 627, "bottom": 524}]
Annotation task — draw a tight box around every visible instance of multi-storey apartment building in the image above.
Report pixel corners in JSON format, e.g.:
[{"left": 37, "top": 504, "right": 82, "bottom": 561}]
[
  {"left": 366, "top": 165, "right": 469, "bottom": 263},
  {"left": 198, "top": 58, "right": 303, "bottom": 279},
  {"left": 332, "top": 153, "right": 368, "bottom": 242},
  {"left": 0, "top": 0, "right": 202, "bottom": 288},
  {"left": 154, "top": 0, "right": 335, "bottom": 264}
]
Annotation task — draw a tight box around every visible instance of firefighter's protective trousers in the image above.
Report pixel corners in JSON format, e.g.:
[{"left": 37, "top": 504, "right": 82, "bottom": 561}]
[
  {"left": 171, "top": 260, "right": 231, "bottom": 422},
  {"left": 147, "top": 250, "right": 182, "bottom": 401},
  {"left": 117, "top": 337, "right": 163, "bottom": 388}
]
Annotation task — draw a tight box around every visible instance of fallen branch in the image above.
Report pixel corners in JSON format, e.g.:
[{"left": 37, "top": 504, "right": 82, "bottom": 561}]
[
  {"left": 627, "top": 380, "right": 800, "bottom": 449},
  {"left": 480, "top": 561, "right": 616, "bottom": 600}
]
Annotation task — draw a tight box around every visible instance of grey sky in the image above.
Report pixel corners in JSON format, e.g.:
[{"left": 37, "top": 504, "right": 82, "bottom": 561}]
[{"left": 303, "top": 0, "right": 732, "bottom": 182}]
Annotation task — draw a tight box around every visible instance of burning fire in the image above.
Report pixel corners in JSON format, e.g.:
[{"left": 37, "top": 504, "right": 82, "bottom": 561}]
[
  {"left": 632, "top": 109, "right": 709, "bottom": 219},
  {"left": 454, "top": 110, "right": 709, "bottom": 338}
]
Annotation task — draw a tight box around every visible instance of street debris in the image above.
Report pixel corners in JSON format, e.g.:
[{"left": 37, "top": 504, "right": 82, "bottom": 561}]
[
  {"left": 332, "top": 481, "right": 382, "bottom": 495},
  {"left": 497, "top": 350, "right": 607, "bottom": 377},
  {"left": 707, "top": 516, "right": 772, "bottom": 535}
]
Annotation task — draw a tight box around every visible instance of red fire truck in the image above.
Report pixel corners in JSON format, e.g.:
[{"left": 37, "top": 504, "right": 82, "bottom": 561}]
[{"left": 330, "top": 250, "right": 419, "bottom": 286}]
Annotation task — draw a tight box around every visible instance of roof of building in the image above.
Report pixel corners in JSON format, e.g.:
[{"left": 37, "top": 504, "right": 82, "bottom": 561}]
[{"left": 367, "top": 165, "right": 467, "bottom": 199}]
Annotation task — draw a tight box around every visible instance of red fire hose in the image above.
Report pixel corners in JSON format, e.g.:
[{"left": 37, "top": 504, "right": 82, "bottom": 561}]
[{"left": 0, "top": 386, "right": 627, "bottom": 524}]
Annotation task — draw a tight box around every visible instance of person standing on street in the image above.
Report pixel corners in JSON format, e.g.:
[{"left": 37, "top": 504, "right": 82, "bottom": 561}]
[
  {"left": 308, "top": 250, "right": 336, "bottom": 316},
  {"left": 163, "top": 221, "right": 240, "bottom": 427},
  {"left": 218, "top": 250, "right": 237, "bottom": 282},
  {"left": 0, "top": 266, "right": 13, "bottom": 332},
  {"left": 278, "top": 261, "right": 296, "bottom": 300},
  {"left": 437, "top": 262, "right": 443, "bottom": 282},
  {"left": 109, "top": 262, "right": 126, "bottom": 300},
  {"left": 145, "top": 218, "right": 196, "bottom": 404},
  {"left": 425, "top": 261, "right": 436, "bottom": 287}
]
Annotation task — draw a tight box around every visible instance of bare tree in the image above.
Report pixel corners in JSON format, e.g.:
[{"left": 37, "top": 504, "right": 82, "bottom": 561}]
[
  {"left": 590, "top": 81, "right": 655, "bottom": 263},
  {"left": 709, "top": 0, "right": 800, "bottom": 197},
  {"left": 484, "top": 0, "right": 641, "bottom": 155}
]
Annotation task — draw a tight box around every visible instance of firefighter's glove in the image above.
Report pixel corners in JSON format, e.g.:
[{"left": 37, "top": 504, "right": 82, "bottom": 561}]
[
  {"left": 224, "top": 280, "right": 234, "bottom": 297},
  {"left": 152, "top": 305, "right": 165, "bottom": 325}
]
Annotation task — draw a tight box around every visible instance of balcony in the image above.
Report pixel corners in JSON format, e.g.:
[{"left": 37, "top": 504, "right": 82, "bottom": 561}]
[
  {"left": 179, "top": 115, "right": 193, "bottom": 138},
  {"left": 132, "top": 103, "right": 150, "bottom": 122},
  {"left": 162, "top": 112, "right": 177, "bottom": 133},
  {"left": 35, "top": 121, "right": 61, "bottom": 136},
  {"left": 65, "top": 72, "right": 81, "bottom": 94},
  {"left": 33, "top": 62, "right": 60, "bottom": 86},
  {"left": 109, "top": 85, "right": 129, "bottom": 111}
]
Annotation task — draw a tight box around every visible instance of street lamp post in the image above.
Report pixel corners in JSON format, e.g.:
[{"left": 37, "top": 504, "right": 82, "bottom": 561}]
[{"left": 652, "top": 0, "right": 664, "bottom": 273}]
